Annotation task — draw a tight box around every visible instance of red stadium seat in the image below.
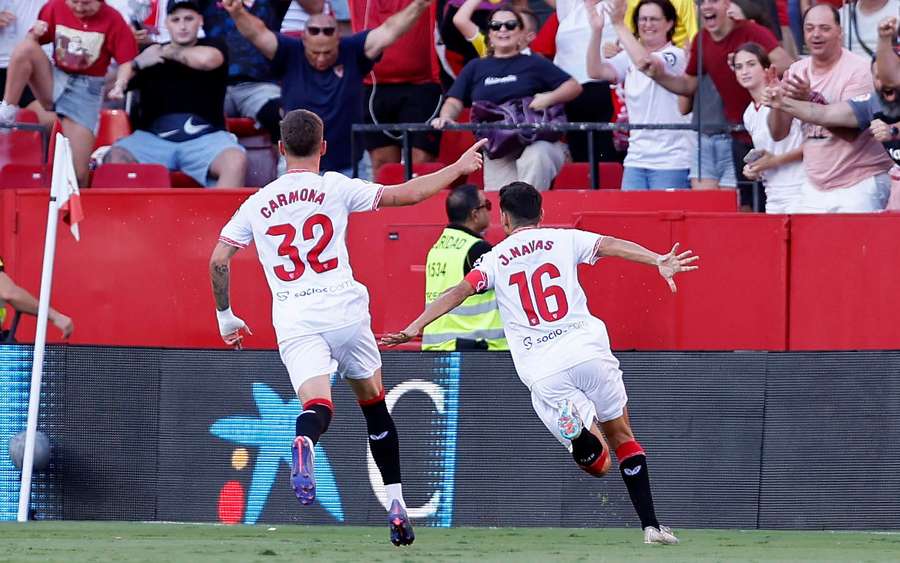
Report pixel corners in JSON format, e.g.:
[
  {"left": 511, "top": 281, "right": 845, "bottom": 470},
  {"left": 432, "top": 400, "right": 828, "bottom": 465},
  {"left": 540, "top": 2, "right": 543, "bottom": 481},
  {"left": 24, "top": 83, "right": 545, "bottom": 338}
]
[
  {"left": 93, "top": 109, "right": 132, "bottom": 149},
  {"left": 598, "top": 162, "right": 624, "bottom": 190},
  {"left": 170, "top": 171, "right": 203, "bottom": 188},
  {"left": 552, "top": 162, "right": 592, "bottom": 189},
  {"left": 15, "top": 109, "right": 39, "bottom": 124},
  {"left": 552, "top": 162, "right": 624, "bottom": 190},
  {"left": 91, "top": 163, "right": 171, "bottom": 188},
  {"left": 375, "top": 162, "right": 448, "bottom": 185},
  {"left": 226, "top": 117, "right": 262, "bottom": 138},
  {"left": 0, "top": 129, "right": 44, "bottom": 167},
  {"left": 436, "top": 108, "right": 476, "bottom": 166},
  {"left": 0, "top": 164, "right": 51, "bottom": 188}
]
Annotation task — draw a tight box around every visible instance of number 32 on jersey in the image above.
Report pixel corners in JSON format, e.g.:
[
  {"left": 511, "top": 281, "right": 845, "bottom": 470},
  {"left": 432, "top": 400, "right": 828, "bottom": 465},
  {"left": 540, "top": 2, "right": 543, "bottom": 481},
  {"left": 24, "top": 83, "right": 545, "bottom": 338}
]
[{"left": 266, "top": 214, "right": 337, "bottom": 282}]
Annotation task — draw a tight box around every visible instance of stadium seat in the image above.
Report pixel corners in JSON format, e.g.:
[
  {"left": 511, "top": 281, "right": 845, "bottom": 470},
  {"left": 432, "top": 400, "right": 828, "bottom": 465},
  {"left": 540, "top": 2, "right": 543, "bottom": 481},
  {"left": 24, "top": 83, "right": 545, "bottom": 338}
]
[
  {"left": 0, "top": 164, "right": 51, "bottom": 189},
  {"left": 91, "top": 163, "right": 171, "bottom": 188},
  {"left": 226, "top": 118, "right": 276, "bottom": 187},
  {"left": 598, "top": 162, "right": 624, "bottom": 190},
  {"left": 0, "top": 129, "right": 44, "bottom": 167},
  {"left": 375, "top": 162, "right": 448, "bottom": 185},
  {"left": 93, "top": 109, "right": 132, "bottom": 149},
  {"left": 436, "top": 108, "right": 476, "bottom": 166},
  {"left": 552, "top": 162, "right": 592, "bottom": 189},
  {"left": 15, "top": 109, "right": 39, "bottom": 124},
  {"left": 170, "top": 171, "right": 203, "bottom": 188}
]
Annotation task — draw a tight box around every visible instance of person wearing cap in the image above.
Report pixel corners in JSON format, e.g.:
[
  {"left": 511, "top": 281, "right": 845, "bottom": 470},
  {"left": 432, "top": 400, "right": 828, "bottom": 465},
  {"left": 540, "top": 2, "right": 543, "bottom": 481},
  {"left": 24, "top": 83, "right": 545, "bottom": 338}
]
[
  {"left": 0, "top": 0, "right": 138, "bottom": 186},
  {"left": 104, "top": 0, "right": 247, "bottom": 187},
  {"left": 222, "top": 0, "right": 433, "bottom": 175}
]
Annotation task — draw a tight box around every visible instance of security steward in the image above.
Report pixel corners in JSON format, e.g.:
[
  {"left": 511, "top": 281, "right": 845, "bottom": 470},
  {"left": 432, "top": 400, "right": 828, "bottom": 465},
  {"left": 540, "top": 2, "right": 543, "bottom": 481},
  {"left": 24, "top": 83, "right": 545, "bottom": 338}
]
[{"left": 422, "top": 185, "right": 507, "bottom": 350}]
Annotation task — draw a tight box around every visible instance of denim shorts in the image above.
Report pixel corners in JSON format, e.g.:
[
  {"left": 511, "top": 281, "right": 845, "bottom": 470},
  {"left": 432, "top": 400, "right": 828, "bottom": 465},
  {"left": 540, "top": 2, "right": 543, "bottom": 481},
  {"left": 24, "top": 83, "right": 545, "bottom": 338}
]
[
  {"left": 224, "top": 82, "right": 281, "bottom": 120},
  {"left": 688, "top": 133, "right": 737, "bottom": 188},
  {"left": 621, "top": 167, "right": 691, "bottom": 190},
  {"left": 52, "top": 66, "right": 105, "bottom": 133},
  {"left": 114, "top": 130, "right": 245, "bottom": 186}
]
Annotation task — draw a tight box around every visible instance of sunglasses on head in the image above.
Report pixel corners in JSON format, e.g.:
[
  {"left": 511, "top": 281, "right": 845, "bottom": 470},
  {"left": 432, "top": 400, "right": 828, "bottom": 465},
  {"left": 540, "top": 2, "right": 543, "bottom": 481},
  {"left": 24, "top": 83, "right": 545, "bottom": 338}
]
[
  {"left": 307, "top": 26, "right": 336, "bottom": 36},
  {"left": 488, "top": 20, "right": 519, "bottom": 32}
]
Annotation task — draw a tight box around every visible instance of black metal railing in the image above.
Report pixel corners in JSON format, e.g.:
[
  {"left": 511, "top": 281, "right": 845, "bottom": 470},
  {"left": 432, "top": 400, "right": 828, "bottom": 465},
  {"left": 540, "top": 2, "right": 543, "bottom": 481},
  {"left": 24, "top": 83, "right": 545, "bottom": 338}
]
[{"left": 351, "top": 121, "right": 760, "bottom": 210}]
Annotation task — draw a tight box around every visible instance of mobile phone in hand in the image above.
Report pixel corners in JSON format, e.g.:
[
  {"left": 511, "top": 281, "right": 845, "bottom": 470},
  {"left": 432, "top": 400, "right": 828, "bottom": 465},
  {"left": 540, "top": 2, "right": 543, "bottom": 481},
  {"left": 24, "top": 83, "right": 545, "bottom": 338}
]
[{"left": 743, "top": 148, "right": 765, "bottom": 164}]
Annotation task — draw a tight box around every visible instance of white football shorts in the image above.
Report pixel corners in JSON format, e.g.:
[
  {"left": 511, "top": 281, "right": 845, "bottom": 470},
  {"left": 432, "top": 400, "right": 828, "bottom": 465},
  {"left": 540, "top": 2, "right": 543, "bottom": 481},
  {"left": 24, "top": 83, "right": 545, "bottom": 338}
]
[
  {"left": 529, "top": 354, "right": 628, "bottom": 447},
  {"left": 279, "top": 316, "right": 382, "bottom": 393}
]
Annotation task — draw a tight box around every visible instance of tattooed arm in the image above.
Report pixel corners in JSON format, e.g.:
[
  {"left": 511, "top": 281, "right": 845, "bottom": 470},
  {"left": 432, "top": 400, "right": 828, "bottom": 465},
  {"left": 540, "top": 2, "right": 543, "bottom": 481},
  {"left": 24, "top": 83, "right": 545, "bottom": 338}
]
[{"left": 210, "top": 242, "right": 251, "bottom": 348}]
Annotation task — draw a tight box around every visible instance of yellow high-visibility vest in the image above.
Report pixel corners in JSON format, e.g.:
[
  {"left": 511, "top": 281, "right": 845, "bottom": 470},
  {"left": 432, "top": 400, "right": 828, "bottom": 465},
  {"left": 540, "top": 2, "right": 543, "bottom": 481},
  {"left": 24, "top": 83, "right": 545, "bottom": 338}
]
[{"left": 422, "top": 227, "right": 507, "bottom": 351}]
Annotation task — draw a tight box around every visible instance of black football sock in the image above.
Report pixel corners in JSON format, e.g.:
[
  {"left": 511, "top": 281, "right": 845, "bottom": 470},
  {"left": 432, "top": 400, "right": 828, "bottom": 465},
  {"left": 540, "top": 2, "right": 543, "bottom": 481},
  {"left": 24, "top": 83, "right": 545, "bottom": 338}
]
[
  {"left": 616, "top": 440, "right": 660, "bottom": 530},
  {"left": 295, "top": 399, "right": 333, "bottom": 445},
  {"left": 571, "top": 428, "right": 604, "bottom": 467},
  {"left": 359, "top": 390, "right": 402, "bottom": 485}
]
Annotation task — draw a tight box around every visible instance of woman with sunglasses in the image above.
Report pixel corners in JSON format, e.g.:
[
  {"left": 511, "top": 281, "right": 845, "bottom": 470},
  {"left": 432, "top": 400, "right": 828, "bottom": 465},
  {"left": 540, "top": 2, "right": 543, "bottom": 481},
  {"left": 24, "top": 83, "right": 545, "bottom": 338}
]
[
  {"left": 586, "top": 0, "right": 693, "bottom": 190},
  {"left": 431, "top": 5, "right": 582, "bottom": 191}
]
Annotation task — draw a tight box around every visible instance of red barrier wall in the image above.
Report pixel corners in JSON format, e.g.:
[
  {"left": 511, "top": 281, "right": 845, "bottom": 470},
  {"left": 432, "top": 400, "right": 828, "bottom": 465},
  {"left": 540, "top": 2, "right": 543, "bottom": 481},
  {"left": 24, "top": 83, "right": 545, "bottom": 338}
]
[
  {"left": 789, "top": 214, "right": 900, "bottom": 350},
  {"left": 3, "top": 188, "right": 897, "bottom": 351},
  {"left": 575, "top": 213, "right": 789, "bottom": 350}
]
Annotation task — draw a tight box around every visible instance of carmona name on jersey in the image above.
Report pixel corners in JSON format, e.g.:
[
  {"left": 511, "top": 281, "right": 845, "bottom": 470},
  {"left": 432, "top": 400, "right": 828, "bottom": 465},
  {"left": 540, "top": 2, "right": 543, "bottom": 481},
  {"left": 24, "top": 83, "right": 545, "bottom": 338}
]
[{"left": 260, "top": 188, "right": 327, "bottom": 218}]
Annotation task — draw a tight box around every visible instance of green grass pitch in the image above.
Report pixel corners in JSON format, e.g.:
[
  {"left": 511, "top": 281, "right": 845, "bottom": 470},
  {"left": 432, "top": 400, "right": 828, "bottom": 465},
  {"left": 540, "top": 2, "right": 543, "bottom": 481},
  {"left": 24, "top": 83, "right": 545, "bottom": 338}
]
[{"left": 1, "top": 522, "right": 899, "bottom": 562}]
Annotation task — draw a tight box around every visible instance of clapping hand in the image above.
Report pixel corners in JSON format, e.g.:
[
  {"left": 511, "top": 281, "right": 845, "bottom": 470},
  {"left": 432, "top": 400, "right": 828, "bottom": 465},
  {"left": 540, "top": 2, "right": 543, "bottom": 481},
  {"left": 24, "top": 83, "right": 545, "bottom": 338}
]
[
  {"left": 0, "top": 11, "right": 15, "bottom": 30},
  {"left": 870, "top": 119, "right": 893, "bottom": 143},
  {"left": 584, "top": 0, "right": 605, "bottom": 32},
  {"left": 29, "top": 20, "right": 48, "bottom": 39},
  {"left": 782, "top": 69, "right": 811, "bottom": 101},
  {"left": 656, "top": 243, "right": 699, "bottom": 293}
]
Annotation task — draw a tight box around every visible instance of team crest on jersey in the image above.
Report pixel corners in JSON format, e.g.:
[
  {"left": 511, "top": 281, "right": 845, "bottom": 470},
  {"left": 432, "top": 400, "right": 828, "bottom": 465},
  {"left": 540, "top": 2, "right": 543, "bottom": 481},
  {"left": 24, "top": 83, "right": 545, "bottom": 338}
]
[
  {"left": 333, "top": 65, "right": 344, "bottom": 79},
  {"left": 662, "top": 52, "right": 676, "bottom": 68}
]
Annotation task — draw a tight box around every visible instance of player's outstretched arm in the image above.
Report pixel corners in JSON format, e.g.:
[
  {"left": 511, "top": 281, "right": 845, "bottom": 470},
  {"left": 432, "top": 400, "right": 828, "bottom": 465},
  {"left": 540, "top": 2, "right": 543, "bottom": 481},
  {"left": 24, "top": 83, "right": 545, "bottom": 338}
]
[
  {"left": 379, "top": 139, "right": 487, "bottom": 207},
  {"left": 380, "top": 280, "right": 476, "bottom": 346},
  {"left": 597, "top": 237, "right": 699, "bottom": 293},
  {"left": 210, "top": 242, "right": 252, "bottom": 349},
  {"left": 0, "top": 272, "right": 73, "bottom": 338}
]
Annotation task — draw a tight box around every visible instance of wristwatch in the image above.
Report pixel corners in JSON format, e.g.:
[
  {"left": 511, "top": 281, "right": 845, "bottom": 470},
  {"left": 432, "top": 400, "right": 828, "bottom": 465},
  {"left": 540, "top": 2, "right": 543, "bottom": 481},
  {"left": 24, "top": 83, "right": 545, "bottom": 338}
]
[
  {"left": 132, "top": 59, "right": 141, "bottom": 72},
  {"left": 891, "top": 125, "right": 899, "bottom": 140}
]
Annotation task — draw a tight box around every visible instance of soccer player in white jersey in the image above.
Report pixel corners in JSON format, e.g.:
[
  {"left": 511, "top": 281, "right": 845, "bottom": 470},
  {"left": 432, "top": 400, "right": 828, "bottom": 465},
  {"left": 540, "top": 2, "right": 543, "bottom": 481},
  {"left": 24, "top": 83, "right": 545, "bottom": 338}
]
[
  {"left": 382, "top": 181, "right": 699, "bottom": 545},
  {"left": 209, "top": 109, "right": 486, "bottom": 546}
]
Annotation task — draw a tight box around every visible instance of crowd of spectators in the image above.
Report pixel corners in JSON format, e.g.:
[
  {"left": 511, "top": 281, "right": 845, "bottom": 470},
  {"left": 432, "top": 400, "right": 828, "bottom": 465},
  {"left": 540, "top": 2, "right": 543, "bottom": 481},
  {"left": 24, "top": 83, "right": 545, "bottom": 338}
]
[{"left": 0, "top": 0, "right": 897, "bottom": 213}]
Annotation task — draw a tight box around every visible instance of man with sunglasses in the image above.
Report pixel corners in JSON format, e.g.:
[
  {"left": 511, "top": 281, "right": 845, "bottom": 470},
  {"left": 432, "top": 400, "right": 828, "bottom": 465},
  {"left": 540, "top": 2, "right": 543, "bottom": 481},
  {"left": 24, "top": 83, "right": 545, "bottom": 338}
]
[
  {"left": 223, "top": 0, "right": 432, "bottom": 175},
  {"left": 199, "top": 0, "right": 323, "bottom": 150},
  {"left": 423, "top": 185, "right": 507, "bottom": 351}
]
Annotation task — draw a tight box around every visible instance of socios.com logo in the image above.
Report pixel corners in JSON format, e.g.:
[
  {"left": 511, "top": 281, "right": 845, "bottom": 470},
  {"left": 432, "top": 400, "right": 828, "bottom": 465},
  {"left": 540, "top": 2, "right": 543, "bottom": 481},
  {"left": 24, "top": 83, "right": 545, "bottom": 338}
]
[{"left": 209, "top": 355, "right": 461, "bottom": 527}]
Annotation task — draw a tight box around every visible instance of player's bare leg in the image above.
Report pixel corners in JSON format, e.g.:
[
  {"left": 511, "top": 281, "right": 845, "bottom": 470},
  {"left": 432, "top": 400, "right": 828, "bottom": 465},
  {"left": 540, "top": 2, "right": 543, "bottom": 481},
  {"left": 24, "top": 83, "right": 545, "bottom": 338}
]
[
  {"left": 601, "top": 408, "right": 678, "bottom": 545},
  {"left": 293, "top": 374, "right": 334, "bottom": 505},
  {"left": 347, "top": 370, "right": 414, "bottom": 547}
]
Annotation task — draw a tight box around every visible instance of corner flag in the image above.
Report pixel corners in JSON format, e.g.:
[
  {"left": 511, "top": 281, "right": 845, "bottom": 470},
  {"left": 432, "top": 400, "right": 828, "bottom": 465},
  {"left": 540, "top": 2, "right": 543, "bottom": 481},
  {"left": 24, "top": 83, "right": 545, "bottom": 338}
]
[{"left": 50, "top": 133, "right": 83, "bottom": 241}]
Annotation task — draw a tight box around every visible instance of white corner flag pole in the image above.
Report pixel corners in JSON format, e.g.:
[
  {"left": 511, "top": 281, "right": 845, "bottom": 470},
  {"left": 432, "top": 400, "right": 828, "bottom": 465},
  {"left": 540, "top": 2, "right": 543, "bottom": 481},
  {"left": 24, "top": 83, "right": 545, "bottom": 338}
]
[{"left": 17, "top": 134, "right": 70, "bottom": 522}]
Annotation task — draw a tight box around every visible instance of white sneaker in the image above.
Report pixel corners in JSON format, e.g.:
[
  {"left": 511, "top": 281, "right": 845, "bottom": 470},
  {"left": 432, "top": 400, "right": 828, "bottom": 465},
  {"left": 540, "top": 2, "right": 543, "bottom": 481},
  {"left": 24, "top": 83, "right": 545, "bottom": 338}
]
[
  {"left": 644, "top": 524, "right": 679, "bottom": 545},
  {"left": 0, "top": 101, "right": 18, "bottom": 126}
]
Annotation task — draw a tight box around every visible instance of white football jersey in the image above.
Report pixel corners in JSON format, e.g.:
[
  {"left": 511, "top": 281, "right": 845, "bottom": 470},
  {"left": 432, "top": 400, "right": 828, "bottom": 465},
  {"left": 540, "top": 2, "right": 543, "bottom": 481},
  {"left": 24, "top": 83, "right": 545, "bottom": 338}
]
[
  {"left": 467, "top": 227, "right": 612, "bottom": 386},
  {"left": 219, "top": 170, "right": 383, "bottom": 343}
]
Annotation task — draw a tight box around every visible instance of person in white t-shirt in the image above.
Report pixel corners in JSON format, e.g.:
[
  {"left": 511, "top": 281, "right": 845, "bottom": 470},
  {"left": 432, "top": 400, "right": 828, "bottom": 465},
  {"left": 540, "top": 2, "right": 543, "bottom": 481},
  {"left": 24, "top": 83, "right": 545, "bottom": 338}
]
[
  {"left": 586, "top": 0, "right": 692, "bottom": 190},
  {"left": 382, "top": 181, "right": 698, "bottom": 546},
  {"left": 734, "top": 42, "right": 804, "bottom": 213},
  {"left": 209, "top": 109, "right": 485, "bottom": 547},
  {"left": 843, "top": 0, "right": 899, "bottom": 60}
]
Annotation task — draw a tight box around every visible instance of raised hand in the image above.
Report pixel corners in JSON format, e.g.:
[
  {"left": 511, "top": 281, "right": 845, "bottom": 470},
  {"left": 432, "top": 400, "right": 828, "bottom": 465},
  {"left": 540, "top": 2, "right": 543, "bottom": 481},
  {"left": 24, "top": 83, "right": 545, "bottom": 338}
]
[
  {"left": 761, "top": 83, "right": 786, "bottom": 109},
  {"left": 609, "top": 0, "right": 627, "bottom": 26},
  {"left": 656, "top": 243, "right": 699, "bottom": 293},
  {"left": 602, "top": 41, "right": 623, "bottom": 58},
  {"left": 454, "top": 138, "right": 487, "bottom": 175},
  {"left": 782, "top": 69, "right": 811, "bottom": 101},
  {"left": 221, "top": 0, "right": 244, "bottom": 16},
  {"left": 584, "top": 0, "right": 606, "bottom": 32},
  {"left": 878, "top": 16, "right": 898, "bottom": 39}
]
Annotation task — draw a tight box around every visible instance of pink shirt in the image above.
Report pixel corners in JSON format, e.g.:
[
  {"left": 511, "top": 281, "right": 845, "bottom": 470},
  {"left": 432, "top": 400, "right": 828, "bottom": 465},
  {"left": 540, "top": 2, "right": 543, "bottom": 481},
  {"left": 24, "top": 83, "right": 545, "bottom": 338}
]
[{"left": 788, "top": 49, "right": 892, "bottom": 190}]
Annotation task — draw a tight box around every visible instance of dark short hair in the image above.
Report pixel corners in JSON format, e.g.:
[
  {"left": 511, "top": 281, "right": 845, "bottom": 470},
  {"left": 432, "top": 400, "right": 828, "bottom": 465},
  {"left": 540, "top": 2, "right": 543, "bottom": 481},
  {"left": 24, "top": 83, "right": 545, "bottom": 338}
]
[
  {"left": 499, "top": 182, "right": 541, "bottom": 226},
  {"left": 519, "top": 8, "right": 539, "bottom": 31},
  {"left": 802, "top": 3, "right": 840, "bottom": 26},
  {"left": 631, "top": 0, "right": 678, "bottom": 42},
  {"left": 730, "top": 0, "right": 774, "bottom": 32},
  {"left": 734, "top": 42, "right": 772, "bottom": 69},
  {"left": 446, "top": 184, "right": 482, "bottom": 224},
  {"left": 280, "top": 109, "right": 323, "bottom": 158}
]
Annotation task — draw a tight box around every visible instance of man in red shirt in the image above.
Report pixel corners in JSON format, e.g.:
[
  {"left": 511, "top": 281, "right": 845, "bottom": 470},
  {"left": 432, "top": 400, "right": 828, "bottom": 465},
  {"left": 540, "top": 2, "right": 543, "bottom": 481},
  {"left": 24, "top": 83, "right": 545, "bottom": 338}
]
[
  {"left": 349, "top": 0, "right": 442, "bottom": 177},
  {"left": 0, "top": 0, "right": 137, "bottom": 186},
  {"left": 645, "top": 0, "right": 793, "bottom": 208}
]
